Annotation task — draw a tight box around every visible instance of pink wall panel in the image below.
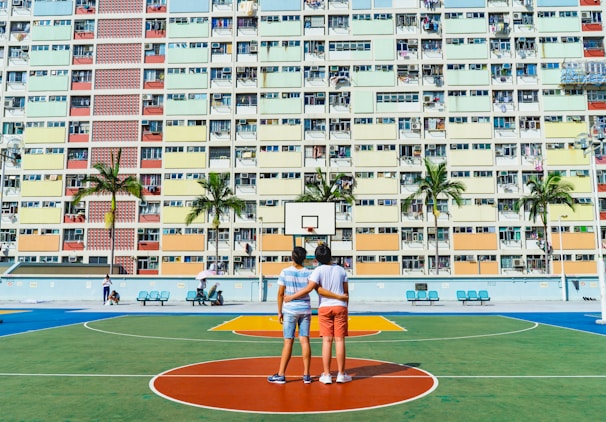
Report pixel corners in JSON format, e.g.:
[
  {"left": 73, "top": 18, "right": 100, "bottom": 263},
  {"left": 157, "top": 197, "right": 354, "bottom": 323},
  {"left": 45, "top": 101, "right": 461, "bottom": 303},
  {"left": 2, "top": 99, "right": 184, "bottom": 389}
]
[
  {"left": 92, "top": 121, "right": 139, "bottom": 143},
  {"left": 95, "top": 69, "right": 140, "bottom": 90}
]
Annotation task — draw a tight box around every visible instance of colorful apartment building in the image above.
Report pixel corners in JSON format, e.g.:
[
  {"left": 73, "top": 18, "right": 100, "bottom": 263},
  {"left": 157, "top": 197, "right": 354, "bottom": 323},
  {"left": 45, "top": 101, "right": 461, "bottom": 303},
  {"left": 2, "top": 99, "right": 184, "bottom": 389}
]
[{"left": 1, "top": 0, "right": 606, "bottom": 277}]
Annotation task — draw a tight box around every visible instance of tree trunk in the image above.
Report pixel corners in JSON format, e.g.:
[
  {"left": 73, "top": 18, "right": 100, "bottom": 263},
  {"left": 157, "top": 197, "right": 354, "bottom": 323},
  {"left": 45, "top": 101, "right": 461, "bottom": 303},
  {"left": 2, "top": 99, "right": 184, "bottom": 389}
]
[
  {"left": 544, "top": 223, "right": 550, "bottom": 275},
  {"left": 434, "top": 212, "right": 439, "bottom": 275},
  {"left": 215, "top": 225, "right": 220, "bottom": 274},
  {"left": 109, "top": 208, "right": 116, "bottom": 275}
]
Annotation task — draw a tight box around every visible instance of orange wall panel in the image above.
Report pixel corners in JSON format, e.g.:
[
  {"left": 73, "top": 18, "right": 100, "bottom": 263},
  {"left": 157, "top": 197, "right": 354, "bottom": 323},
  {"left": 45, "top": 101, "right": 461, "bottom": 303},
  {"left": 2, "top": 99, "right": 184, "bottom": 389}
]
[
  {"left": 453, "top": 261, "right": 499, "bottom": 275},
  {"left": 161, "top": 262, "right": 204, "bottom": 276},
  {"left": 562, "top": 261, "right": 597, "bottom": 275},
  {"left": 163, "top": 234, "right": 205, "bottom": 252},
  {"left": 355, "top": 233, "right": 399, "bottom": 251},
  {"left": 262, "top": 262, "right": 290, "bottom": 277},
  {"left": 356, "top": 262, "right": 400, "bottom": 276},
  {"left": 552, "top": 232, "right": 595, "bottom": 250},
  {"left": 453, "top": 233, "right": 497, "bottom": 250},
  {"left": 18, "top": 235, "right": 61, "bottom": 252},
  {"left": 263, "top": 234, "right": 299, "bottom": 251}
]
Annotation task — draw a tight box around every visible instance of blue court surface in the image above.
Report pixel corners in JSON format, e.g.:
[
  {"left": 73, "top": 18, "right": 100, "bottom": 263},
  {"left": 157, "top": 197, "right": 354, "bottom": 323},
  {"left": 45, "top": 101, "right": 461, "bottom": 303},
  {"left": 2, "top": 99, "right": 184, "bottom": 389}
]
[{"left": 1, "top": 308, "right": 605, "bottom": 337}]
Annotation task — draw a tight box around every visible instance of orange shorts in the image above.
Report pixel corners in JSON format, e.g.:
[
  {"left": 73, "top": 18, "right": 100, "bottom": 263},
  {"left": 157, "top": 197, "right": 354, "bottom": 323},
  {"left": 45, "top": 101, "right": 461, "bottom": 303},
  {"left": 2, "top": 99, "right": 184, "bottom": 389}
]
[{"left": 318, "top": 306, "right": 348, "bottom": 338}]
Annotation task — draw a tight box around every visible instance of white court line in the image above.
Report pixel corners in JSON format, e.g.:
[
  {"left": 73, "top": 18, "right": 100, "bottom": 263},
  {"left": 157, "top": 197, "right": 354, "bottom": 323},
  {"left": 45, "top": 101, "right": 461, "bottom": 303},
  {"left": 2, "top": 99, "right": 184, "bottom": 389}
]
[
  {"left": 83, "top": 321, "right": 283, "bottom": 343},
  {"left": 347, "top": 321, "right": 539, "bottom": 343},
  {"left": 504, "top": 315, "right": 606, "bottom": 337},
  {"left": 85, "top": 317, "right": 538, "bottom": 343}
]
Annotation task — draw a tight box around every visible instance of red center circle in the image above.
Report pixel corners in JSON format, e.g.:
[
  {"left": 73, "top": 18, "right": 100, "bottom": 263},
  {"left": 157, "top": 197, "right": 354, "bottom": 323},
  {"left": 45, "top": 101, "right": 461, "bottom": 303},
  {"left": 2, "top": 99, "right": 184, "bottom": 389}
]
[{"left": 151, "top": 356, "right": 438, "bottom": 414}]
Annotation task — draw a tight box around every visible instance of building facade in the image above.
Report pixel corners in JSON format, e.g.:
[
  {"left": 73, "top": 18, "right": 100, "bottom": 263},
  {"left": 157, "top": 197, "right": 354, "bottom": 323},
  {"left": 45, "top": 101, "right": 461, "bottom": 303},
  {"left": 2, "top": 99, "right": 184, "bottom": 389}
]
[{"left": 1, "top": 0, "right": 605, "bottom": 277}]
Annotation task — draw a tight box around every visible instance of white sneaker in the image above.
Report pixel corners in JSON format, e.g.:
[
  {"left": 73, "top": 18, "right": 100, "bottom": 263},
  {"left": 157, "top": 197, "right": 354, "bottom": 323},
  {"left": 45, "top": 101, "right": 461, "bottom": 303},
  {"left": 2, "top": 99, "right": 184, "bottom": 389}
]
[
  {"left": 336, "top": 373, "right": 352, "bottom": 383},
  {"left": 319, "top": 373, "right": 332, "bottom": 384}
]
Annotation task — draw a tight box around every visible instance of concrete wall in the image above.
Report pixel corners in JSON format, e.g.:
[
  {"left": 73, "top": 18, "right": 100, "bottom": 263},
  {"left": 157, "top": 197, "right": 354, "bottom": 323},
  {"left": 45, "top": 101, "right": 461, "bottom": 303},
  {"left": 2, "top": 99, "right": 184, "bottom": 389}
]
[{"left": 0, "top": 275, "right": 601, "bottom": 303}]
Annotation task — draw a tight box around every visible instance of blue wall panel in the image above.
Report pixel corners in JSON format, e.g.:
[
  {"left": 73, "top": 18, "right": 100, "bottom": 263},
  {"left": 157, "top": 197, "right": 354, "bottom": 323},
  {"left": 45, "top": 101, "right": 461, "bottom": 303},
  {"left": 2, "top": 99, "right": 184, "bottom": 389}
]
[
  {"left": 169, "top": 0, "right": 210, "bottom": 13},
  {"left": 352, "top": 0, "right": 372, "bottom": 10},
  {"left": 444, "top": 0, "right": 485, "bottom": 7},
  {"left": 374, "top": 0, "right": 392, "bottom": 7},
  {"left": 33, "top": 0, "right": 74, "bottom": 16},
  {"left": 260, "top": 0, "right": 301, "bottom": 11},
  {"left": 537, "top": 0, "right": 576, "bottom": 6}
]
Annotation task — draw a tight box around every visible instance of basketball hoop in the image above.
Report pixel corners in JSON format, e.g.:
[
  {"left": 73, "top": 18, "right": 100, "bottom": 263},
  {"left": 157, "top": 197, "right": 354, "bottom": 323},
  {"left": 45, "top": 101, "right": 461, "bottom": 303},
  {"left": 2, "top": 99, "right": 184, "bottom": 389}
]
[{"left": 307, "top": 227, "right": 314, "bottom": 233}]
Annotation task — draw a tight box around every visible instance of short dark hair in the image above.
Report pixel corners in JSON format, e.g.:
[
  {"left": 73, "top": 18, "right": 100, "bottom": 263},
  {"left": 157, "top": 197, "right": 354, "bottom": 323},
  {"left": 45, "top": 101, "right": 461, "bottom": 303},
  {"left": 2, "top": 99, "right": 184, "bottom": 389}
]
[
  {"left": 292, "top": 247, "right": 307, "bottom": 266},
  {"left": 315, "top": 244, "right": 332, "bottom": 265}
]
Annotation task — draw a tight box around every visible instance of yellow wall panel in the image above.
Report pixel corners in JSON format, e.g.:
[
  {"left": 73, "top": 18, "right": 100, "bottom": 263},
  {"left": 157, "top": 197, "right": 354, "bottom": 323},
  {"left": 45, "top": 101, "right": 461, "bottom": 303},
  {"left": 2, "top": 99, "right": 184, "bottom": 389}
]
[
  {"left": 20, "top": 208, "right": 62, "bottom": 224},
  {"left": 24, "top": 127, "right": 66, "bottom": 144},
  {"left": 165, "top": 126, "right": 207, "bottom": 142},
  {"left": 164, "top": 152, "right": 206, "bottom": 169},
  {"left": 552, "top": 232, "right": 595, "bottom": 250},
  {"left": 22, "top": 154, "right": 65, "bottom": 171},
  {"left": 258, "top": 151, "right": 302, "bottom": 168},
  {"left": 258, "top": 124, "right": 301, "bottom": 141},
  {"left": 21, "top": 180, "right": 63, "bottom": 197},
  {"left": 355, "top": 206, "right": 399, "bottom": 223},
  {"left": 162, "top": 207, "right": 205, "bottom": 224}
]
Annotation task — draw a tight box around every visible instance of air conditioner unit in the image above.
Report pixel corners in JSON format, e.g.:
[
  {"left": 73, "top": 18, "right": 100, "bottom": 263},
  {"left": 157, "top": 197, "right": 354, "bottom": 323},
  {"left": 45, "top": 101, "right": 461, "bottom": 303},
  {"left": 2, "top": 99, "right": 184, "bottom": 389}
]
[
  {"left": 14, "top": 122, "right": 23, "bottom": 128},
  {"left": 513, "top": 258, "right": 524, "bottom": 268},
  {"left": 241, "top": 173, "right": 249, "bottom": 178},
  {"left": 150, "top": 256, "right": 158, "bottom": 262},
  {"left": 68, "top": 255, "right": 77, "bottom": 263},
  {"left": 0, "top": 22, "right": 5, "bottom": 27},
  {"left": 427, "top": 144, "right": 436, "bottom": 150},
  {"left": 236, "top": 67, "right": 246, "bottom": 72},
  {"left": 212, "top": 93, "right": 222, "bottom": 99},
  {"left": 211, "top": 43, "right": 220, "bottom": 48},
  {"left": 140, "top": 201, "right": 148, "bottom": 207},
  {"left": 74, "top": 228, "right": 84, "bottom": 235},
  {"left": 411, "top": 123, "right": 420, "bottom": 130},
  {"left": 143, "top": 94, "right": 153, "bottom": 100},
  {"left": 513, "top": 13, "right": 521, "bottom": 20},
  {"left": 234, "top": 256, "right": 242, "bottom": 262},
  {"left": 238, "top": 119, "right": 247, "bottom": 125},
  {"left": 144, "top": 43, "right": 153, "bottom": 50},
  {"left": 249, "top": 44, "right": 258, "bottom": 52},
  {"left": 223, "top": 67, "right": 231, "bottom": 73},
  {"left": 141, "top": 120, "right": 149, "bottom": 125},
  {"left": 13, "top": 0, "right": 22, "bottom": 6},
  {"left": 581, "top": 12, "right": 590, "bottom": 19},
  {"left": 266, "top": 200, "right": 275, "bottom": 206},
  {"left": 4, "top": 100, "right": 13, "bottom": 108},
  {"left": 311, "top": 66, "right": 319, "bottom": 71},
  {"left": 137, "top": 228, "right": 145, "bottom": 234},
  {"left": 424, "top": 95, "right": 433, "bottom": 103}
]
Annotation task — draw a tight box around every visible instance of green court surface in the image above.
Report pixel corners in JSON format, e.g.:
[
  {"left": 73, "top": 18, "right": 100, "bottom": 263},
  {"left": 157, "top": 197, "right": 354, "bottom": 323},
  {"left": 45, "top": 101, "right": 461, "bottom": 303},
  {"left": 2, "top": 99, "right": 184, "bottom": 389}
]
[{"left": 0, "top": 313, "right": 605, "bottom": 421}]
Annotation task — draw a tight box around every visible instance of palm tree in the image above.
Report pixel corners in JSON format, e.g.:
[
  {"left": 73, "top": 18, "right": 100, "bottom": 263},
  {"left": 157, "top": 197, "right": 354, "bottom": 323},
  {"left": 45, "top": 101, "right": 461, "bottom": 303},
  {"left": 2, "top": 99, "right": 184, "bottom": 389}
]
[
  {"left": 72, "top": 148, "right": 144, "bottom": 275},
  {"left": 403, "top": 158, "right": 466, "bottom": 275},
  {"left": 185, "top": 172, "right": 245, "bottom": 274},
  {"left": 514, "top": 174, "right": 575, "bottom": 274},
  {"left": 296, "top": 167, "right": 355, "bottom": 204}
]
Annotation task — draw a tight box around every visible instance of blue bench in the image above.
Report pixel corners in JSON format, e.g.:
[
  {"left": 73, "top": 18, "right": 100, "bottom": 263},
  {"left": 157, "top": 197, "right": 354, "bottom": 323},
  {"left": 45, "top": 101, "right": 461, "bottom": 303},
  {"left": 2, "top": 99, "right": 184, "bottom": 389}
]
[
  {"left": 406, "top": 290, "right": 439, "bottom": 305},
  {"left": 136, "top": 290, "right": 170, "bottom": 306},
  {"left": 457, "top": 290, "right": 490, "bottom": 305},
  {"left": 186, "top": 290, "right": 207, "bottom": 306}
]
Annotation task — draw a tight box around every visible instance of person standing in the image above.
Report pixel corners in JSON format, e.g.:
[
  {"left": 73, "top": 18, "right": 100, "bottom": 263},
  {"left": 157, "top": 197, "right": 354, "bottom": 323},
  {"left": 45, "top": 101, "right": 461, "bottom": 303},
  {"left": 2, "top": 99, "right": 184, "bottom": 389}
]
[
  {"left": 286, "top": 244, "right": 350, "bottom": 384},
  {"left": 102, "top": 274, "right": 112, "bottom": 304},
  {"left": 267, "top": 247, "right": 314, "bottom": 384}
]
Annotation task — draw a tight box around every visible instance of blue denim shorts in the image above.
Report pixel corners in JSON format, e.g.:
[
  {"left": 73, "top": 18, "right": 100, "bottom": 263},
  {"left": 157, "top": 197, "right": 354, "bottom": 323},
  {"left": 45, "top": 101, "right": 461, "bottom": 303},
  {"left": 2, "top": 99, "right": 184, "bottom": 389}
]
[{"left": 282, "top": 312, "right": 311, "bottom": 339}]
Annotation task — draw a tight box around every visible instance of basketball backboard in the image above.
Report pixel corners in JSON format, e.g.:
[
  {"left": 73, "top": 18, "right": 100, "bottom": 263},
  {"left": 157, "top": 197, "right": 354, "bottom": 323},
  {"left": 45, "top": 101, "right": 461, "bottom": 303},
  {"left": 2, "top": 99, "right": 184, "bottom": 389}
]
[{"left": 284, "top": 202, "right": 336, "bottom": 236}]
